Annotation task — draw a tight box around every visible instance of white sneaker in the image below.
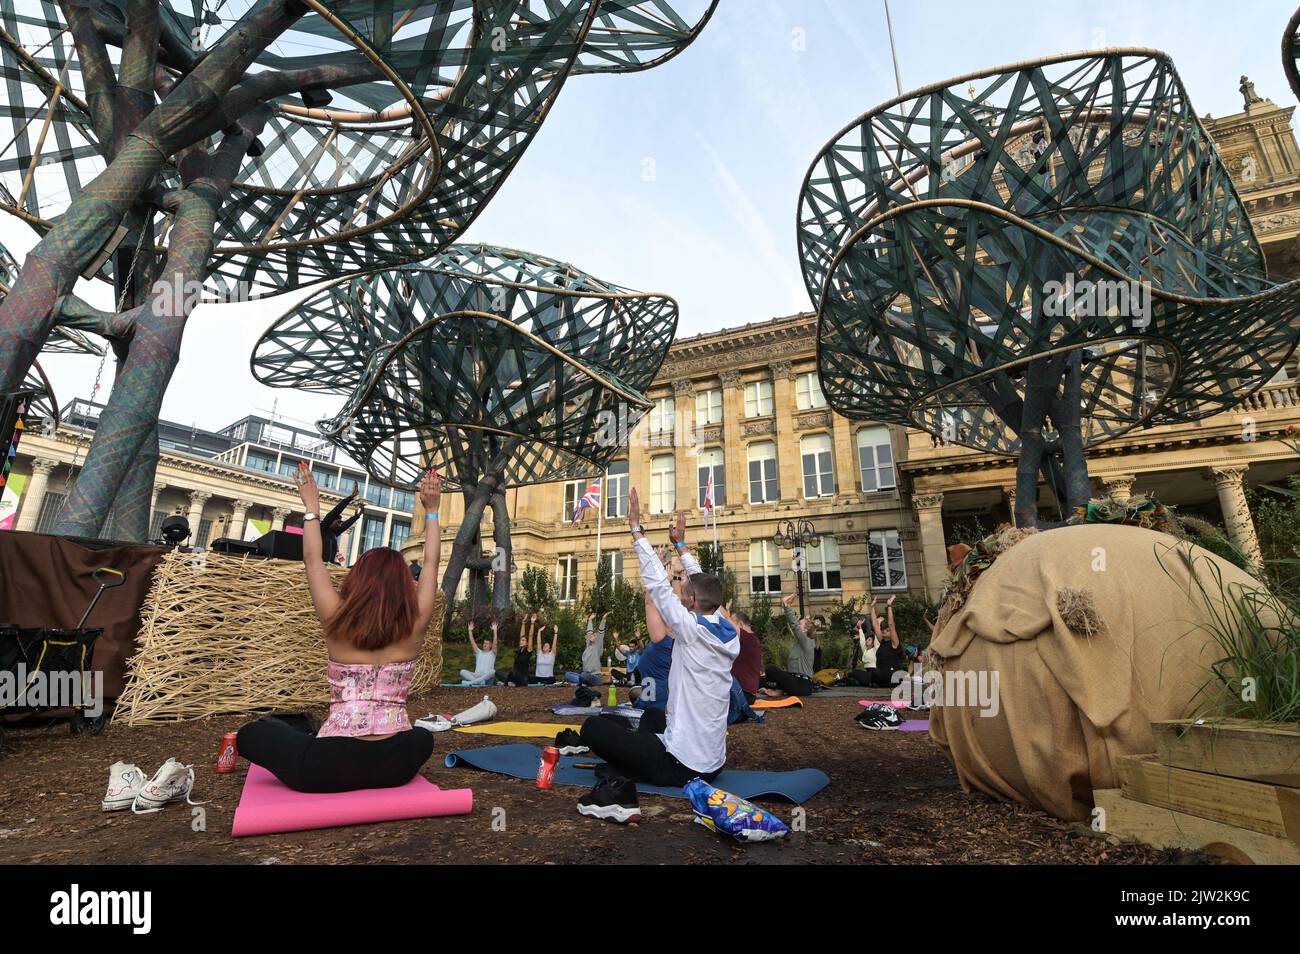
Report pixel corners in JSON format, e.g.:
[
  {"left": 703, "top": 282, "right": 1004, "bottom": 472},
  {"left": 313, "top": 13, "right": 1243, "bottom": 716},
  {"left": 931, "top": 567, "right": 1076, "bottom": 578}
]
[
  {"left": 415, "top": 714, "right": 455, "bottom": 733},
  {"left": 102, "top": 761, "right": 148, "bottom": 812},
  {"left": 132, "top": 758, "right": 206, "bottom": 814},
  {"left": 452, "top": 695, "right": 497, "bottom": 726}
]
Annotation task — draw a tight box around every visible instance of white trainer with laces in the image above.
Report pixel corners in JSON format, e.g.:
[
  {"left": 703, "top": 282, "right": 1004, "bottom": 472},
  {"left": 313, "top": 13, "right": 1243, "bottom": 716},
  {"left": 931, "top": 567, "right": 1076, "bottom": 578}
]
[
  {"left": 102, "top": 761, "right": 149, "bottom": 812},
  {"left": 132, "top": 758, "right": 206, "bottom": 814}
]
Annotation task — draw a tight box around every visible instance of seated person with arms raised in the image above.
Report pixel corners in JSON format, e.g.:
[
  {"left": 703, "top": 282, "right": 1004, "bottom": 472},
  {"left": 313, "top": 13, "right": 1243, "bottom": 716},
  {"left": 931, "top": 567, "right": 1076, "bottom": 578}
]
[
  {"left": 576, "top": 498, "right": 738, "bottom": 823},
  {"left": 236, "top": 465, "right": 442, "bottom": 793}
]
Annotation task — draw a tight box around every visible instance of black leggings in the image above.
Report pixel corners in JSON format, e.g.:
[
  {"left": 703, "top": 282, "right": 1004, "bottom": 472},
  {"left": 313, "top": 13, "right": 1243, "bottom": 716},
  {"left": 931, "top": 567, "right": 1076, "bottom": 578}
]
[
  {"left": 237, "top": 717, "right": 434, "bottom": 794},
  {"left": 496, "top": 668, "right": 532, "bottom": 687},
  {"left": 847, "top": 667, "right": 903, "bottom": 688},
  {"left": 579, "top": 712, "right": 717, "bottom": 787},
  {"left": 763, "top": 667, "right": 815, "bottom": 697}
]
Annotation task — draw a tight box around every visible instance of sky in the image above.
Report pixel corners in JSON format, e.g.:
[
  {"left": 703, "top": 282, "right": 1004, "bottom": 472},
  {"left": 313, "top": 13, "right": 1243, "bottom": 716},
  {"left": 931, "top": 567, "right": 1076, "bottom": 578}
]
[{"left": 18, "top": 0, "right": 1299, "bottom": 437}]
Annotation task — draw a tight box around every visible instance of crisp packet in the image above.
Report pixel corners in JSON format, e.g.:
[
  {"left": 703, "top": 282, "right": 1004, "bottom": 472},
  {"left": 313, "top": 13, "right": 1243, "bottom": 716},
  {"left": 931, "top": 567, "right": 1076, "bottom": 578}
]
[{"left": 683, "top": 778, "right": 790, "bottom": 842}]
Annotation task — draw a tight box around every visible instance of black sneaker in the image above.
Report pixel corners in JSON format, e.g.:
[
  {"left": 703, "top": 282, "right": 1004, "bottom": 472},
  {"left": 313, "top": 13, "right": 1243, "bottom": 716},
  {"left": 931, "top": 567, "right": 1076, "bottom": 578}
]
[
  {"left": 577, "top": 776, "right": 641, "bottom": 824},
  {"left": 856, "top": 704, "right": 901, "bottom": 730},
  {"left": 555, "top": 728, "right": 589, "bottom": 755}
]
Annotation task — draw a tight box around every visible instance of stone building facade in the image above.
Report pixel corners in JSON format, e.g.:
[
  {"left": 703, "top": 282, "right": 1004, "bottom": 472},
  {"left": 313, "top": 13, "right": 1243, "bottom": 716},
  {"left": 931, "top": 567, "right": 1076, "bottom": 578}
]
[{"left": 419, "top": 82, "right": 1300, "bottom": 610}]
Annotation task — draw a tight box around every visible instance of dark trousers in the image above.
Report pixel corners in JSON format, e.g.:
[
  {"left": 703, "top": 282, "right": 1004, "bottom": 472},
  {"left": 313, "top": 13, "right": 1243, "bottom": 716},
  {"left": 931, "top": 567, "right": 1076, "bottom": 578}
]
[
  {"left": 579, "top": 712, "right": 717, "bottom": 787},
  {"left": 763, "top": 667, "right": 815, "bottom": 697},
  {"left": 237, "top": 717, "right": 433, "bottom": 794},
  {"left": 495, "top": 668, "right": 531, "bottom": 687}
]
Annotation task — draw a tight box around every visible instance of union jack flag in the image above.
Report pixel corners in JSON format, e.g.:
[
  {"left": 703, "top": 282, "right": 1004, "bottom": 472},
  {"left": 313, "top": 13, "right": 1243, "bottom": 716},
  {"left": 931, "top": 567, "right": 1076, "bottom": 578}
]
[{"left": 570, "top": 478, "right": 602, "bottom": 526}]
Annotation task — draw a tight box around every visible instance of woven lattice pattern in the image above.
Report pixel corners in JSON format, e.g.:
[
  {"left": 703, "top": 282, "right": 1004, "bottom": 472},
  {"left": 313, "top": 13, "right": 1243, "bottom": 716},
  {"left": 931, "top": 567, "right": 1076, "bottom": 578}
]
[
  {"left": 0, "top": 1, "right": 716, "bottom": 295},
  {"left": 1285, "top": 8, "right": 1300, "bottom": 104},
  {"left": 250, "top": 244, "right": 676, "bottom": 488},
  {"left": 799, "top": 50, "right": 1300, "bottom": 456},
  {"left": 0, "top": 241, "right": 99, "bottom": 425},
  {"left": 113, "top": 549, "right": 444, "bottom": 725}
]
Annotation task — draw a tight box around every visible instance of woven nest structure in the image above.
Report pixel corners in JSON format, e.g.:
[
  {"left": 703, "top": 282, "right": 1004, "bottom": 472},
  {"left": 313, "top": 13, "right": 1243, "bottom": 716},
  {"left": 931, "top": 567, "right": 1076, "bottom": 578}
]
[
  {"left": 799, "top": 49, "right": 1300, "bottom": 459},
  {"left": 0, "top": 0, "right": 717, "bottom": 295},
  {"left": 113, "top": 549, "right": 444, "bottom": 725},
  {"left": 250, "top": 244, "right": 678, "bottom": 489}
]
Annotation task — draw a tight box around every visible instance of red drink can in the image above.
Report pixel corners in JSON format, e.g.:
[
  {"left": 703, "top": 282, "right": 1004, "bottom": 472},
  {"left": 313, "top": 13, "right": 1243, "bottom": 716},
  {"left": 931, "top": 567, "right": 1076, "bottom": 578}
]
[
  {"left": 536, "top": 746, "right": 560, "bottom": 789},
  {"left": 216, "top": 731, "right": 238, "bottom": 773}
]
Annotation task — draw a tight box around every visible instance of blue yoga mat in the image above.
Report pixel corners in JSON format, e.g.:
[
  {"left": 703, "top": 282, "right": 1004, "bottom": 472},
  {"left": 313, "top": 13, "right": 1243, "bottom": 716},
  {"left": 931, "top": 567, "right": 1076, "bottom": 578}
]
[{"left": 444, "top": 743, "right": 830, "bottom": 803}]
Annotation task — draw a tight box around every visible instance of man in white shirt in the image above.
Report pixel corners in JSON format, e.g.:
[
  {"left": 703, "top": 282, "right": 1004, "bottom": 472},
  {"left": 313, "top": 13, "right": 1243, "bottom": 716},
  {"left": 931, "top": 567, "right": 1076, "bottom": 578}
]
[{"left": 578, "top": 492, "right": 739, "bottom": 789}]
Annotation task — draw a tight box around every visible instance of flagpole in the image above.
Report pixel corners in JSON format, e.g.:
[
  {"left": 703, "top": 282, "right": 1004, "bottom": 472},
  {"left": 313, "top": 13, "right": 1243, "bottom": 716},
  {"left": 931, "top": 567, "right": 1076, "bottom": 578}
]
[{"left": 594, "top": 470, "right": 605, "bottom": 571}]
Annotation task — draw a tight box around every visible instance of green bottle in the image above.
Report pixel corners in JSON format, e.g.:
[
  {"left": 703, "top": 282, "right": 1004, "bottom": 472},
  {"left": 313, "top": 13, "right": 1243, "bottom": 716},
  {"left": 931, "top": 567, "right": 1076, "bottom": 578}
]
[{"left": 607, "top": 683, "right": 618, "bottom": 708}]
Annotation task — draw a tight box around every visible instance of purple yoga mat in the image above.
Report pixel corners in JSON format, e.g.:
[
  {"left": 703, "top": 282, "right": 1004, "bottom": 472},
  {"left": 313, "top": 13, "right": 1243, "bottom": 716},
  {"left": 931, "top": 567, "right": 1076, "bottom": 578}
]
[
  {"left": 898, "top": 720, "right": 930, "bottom": 732},
  {"left": 232, "top": 765, "right": 474, "bottom": 837}
]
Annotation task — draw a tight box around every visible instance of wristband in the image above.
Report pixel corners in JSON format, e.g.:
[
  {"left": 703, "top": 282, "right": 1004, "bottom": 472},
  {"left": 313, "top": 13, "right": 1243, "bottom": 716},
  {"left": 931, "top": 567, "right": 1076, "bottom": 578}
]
[
  {"left": 674, "top": 540, "right": 685, "bottom": 549},
  {"left": 425, "top": 512, "right": 439, "bottom": 521}
]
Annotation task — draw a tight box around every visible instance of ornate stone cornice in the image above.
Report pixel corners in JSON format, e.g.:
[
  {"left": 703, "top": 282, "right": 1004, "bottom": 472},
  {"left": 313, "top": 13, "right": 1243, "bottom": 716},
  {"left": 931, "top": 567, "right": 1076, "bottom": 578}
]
[
  {"left": 795, "top": 409, "right": 832, "bottom": 431},
  {"left": 770, "top": 360, "right": 795, "bottom": 381},
  {"left": 741, "top": 419, "right": 775, "bottom": 438}
]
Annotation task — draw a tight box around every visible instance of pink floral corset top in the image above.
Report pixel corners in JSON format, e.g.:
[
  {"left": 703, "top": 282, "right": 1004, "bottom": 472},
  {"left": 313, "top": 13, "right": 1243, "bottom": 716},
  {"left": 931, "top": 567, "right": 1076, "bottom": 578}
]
[{"left": 317, "top": 659, "right": 417, "bottom": 738}]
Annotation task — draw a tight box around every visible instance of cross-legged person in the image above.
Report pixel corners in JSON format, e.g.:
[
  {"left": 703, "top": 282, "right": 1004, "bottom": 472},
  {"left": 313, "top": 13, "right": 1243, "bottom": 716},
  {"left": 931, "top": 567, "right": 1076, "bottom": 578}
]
[
  {"left": 532, "top": 613, "right": 560, "bottom": 684},
  {"left": 577, "top": 500, "right": 738, "bottom": 823},
  {"left": 496, "top": 618, "right": 533, "bottom": 687},
  {"left": 565, "top": 611, "right": 608, "bottom": 686},
  {"left": 236, "top": 466, "right": 442, "bottom": 793},
  {"left": 760, "top": 592, "right": 818, "bottom": 698},
  {"left": 459, "top": 619, "right": 497, "bottom": 686}
]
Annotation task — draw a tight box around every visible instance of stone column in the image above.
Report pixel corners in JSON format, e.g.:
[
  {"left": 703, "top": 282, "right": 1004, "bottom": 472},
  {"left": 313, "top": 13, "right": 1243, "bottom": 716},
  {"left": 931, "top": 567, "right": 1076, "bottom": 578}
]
[
  {"left": 381, "top": 510, "right": 394, "bottom": 548},
  {"left": 1206, "top": 466, "right": 1262, "bottom": 566},
  {"left": 720, "top": 370, "right": 745, "bottom": 509},
  {"left": 150, "top": 482, "right": 166, "bottom": 514},
  {"left": 186, "top": 491, "right": 212, "bottom": 543},
  {"left": 913, "top": 492, "right": 948, "bottom": 601},
  {"left": 1103, "top": 474, "right": 1137, "bottom": 502},
  {"left": 271, "top": 506, "right": 290, "bottom": 532},
  {"left": 672, "top": 379, "right": 696, "bottom": 513},
  {"left": 770, "top": 361, "right": 798, "bottom": 503},
  {"left": 229, "top": 499, "right": 254, "bottom": 541},
  {"left": 1001, "top": 485, "right": 1018, "bottom": 528},
  {"left": 15, "top": 458, "right": 58, "bottom": 531}
]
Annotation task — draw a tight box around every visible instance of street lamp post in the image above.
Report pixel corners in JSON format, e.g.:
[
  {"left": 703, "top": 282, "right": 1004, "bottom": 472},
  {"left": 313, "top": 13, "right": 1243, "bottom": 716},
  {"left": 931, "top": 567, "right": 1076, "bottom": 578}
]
[{"left": 773, "top": 518, "right": 819, "bottom": 617}]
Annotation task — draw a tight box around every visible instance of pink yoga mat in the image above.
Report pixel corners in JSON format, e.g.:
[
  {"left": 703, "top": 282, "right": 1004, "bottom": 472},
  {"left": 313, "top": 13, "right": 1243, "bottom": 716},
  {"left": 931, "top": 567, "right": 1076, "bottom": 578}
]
[
  {"left": 858, "top": 699, "right": 911, "bottom": 709},
  {"left": 232, "top": 765, "right": 474, "bottom": 837}
]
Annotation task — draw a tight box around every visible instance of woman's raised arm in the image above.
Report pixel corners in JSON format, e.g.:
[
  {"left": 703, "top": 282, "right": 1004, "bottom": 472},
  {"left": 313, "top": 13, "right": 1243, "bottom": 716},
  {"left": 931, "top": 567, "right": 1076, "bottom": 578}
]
[
  {"left": 293, "top": 463, "right": 342, "bottom": 626},
  {"left": 413, "top": 469, "right": 442, "bottom": 632}
]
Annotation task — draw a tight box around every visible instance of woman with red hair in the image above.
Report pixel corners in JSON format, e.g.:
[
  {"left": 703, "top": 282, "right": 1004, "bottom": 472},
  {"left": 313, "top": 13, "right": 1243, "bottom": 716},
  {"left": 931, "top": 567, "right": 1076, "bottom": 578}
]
[{"left": 236, "top": 464, "right": 443, "bottom": 793}]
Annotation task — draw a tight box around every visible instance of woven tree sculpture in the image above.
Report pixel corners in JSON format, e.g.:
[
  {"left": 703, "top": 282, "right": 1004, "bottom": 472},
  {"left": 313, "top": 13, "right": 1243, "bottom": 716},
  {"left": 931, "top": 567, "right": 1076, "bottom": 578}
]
[
  {"left": 252, "top": 244, "right": 676, "bottom": 621},
  {"left": 0, "top": 0, "right": 715, "bottom": 541},
  {"left": 1285, "top": 8, "right": 1300, "bottom": 103},
  {"left": 0, "top": 241, "right": 103, "bottom": 427},
  {"left": 800, "top": 50, "right": 1300, "bottom": 528}
]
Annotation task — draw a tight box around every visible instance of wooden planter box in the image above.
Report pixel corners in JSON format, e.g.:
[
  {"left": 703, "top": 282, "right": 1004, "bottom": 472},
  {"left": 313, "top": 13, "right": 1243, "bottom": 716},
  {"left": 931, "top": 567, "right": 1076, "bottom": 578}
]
[
  {"left": 1096, "top": 718, "right": 1300, "bottom": 864},
  {"left": 1152, "top": 719, "right": 1300, "bottom": 788}
]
